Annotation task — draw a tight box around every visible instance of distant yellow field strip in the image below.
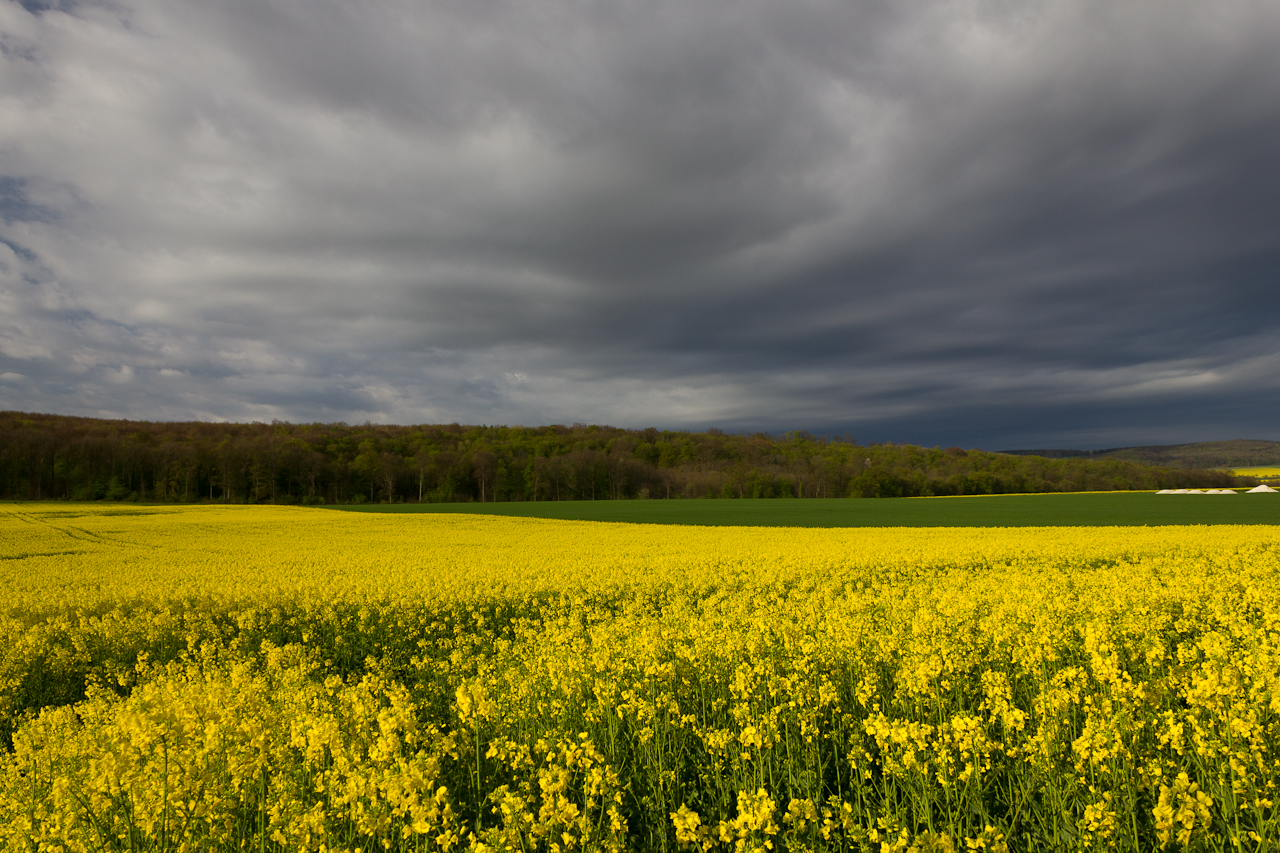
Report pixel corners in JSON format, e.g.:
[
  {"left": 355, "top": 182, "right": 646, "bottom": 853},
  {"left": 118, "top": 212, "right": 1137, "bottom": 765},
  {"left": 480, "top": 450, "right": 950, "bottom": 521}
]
[{"left": 1230, "top": 466, "right": 1280, "bottom": 477}]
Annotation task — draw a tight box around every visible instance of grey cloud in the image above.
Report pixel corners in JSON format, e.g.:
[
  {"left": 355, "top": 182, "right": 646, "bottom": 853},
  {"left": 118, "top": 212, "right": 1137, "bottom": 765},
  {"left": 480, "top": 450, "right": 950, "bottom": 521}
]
[
  {"left": 0, "top": 177, "right": 59, "bottom": 226},
  {"left": 1, "top": 0, "right": 1279, "bottom": 447}
]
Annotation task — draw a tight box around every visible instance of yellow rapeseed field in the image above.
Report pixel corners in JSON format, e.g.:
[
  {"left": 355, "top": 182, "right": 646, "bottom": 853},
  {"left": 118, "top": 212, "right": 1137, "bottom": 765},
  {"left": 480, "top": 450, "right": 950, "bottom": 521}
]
[
  {"left": 1231, "top": 467, "right": 1280, "bottom": 480},
  {"left": 3, "top": 503, "right": 1280, "bottom": 852}
]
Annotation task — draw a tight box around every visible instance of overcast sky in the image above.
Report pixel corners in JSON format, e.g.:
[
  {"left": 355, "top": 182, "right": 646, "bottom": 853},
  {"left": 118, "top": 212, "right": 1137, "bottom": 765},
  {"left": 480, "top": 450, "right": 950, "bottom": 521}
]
[{"left": 2, "top": 0, "right": 1279, "bottom": 448}]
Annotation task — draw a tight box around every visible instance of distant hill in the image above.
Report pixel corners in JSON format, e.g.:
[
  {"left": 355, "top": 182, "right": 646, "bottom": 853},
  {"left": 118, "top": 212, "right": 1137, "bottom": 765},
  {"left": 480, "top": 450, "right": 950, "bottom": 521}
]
[
  {"left": 999, "top": 448, "right": 1124, "bottom": 459},
  {"left": 1001, "top": 439, "right": 1280, "bottom": 469}
]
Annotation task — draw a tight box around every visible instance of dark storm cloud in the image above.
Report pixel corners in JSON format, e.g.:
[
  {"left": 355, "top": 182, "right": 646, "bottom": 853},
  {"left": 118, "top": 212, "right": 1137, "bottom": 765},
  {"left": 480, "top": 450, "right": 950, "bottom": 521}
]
[{"left": 1, "top": 0, "right": 1278, "bottom": 446}]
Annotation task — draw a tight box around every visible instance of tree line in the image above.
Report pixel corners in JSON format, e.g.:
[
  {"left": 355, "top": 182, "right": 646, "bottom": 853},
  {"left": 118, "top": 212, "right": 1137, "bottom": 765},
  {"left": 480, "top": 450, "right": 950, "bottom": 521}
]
[{"left": 0, "top": 411, "right": 1247, "bottom": 504}]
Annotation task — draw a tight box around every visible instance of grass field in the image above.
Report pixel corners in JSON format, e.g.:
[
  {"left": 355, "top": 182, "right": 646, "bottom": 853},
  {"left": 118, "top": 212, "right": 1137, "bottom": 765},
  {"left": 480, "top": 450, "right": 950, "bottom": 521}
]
[
  {"left": 330, "top": 490, "right": 1280, "bottom": 527},
  {"left": 6, "top": 503, "right": 1280, "bottom": 851}
]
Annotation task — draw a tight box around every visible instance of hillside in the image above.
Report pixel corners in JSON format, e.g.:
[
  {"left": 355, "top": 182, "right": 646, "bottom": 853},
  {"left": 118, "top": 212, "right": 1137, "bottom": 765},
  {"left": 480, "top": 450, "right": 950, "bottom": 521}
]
[
  {"left": 0, "top": 411, "right": 1249, "bottom": 503},
  {"left": 1003, "top": 439, "right": 1280, "bottom": 468}
]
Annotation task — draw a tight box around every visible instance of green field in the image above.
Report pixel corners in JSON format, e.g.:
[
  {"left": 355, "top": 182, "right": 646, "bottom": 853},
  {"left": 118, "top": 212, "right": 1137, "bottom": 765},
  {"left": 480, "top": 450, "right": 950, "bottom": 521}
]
[{"left": 329, "top": 490, "right": 1280, "bottom": 526}]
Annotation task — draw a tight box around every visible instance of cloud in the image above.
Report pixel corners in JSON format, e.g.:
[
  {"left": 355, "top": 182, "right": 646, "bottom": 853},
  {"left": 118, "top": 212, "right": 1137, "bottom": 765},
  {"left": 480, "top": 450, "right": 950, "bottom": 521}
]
[{"left": 1, "top": 0, "right": 1278, "bottom": 447}]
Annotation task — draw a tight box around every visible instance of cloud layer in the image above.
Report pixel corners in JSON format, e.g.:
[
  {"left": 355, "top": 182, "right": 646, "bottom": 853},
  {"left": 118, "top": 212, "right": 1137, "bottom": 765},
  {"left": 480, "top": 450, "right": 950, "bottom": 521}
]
[{"left": 2, "top": 0, "right": 1279, "bottom": 447}]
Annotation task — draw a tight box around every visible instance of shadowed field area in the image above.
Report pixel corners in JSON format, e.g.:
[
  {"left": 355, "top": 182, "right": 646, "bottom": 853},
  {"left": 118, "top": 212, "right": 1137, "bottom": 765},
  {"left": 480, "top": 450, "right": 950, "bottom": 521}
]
[{"left": 328, "top": 491, "right": 1280, "bottom": 527}]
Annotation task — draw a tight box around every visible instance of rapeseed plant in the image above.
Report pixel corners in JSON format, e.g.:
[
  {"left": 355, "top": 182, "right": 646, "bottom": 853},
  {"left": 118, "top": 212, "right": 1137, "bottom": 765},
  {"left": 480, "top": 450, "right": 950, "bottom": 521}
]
[{"left": 2, "top": 503, "right": 1280, "bottom": 850}]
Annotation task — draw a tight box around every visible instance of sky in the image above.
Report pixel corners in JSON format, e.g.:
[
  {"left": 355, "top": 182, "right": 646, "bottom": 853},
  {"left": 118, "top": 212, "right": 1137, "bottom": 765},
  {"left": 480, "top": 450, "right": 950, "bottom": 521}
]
[{"left": 1, "top": 0, "right": 1279, "bottom": 450}]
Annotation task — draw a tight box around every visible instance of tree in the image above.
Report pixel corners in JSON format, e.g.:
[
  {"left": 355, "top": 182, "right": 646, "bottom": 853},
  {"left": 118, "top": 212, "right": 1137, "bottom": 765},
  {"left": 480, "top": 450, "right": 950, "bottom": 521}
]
[
  {"left": 378, "top": 453, "right": 402, "bottom": 502},
  {"left": 352, "top": 442, "right": 379, "bottom": 502},
  {"left": 414, "top": 447, "right": 435, "bottom": 502},
  {"left": 473, "top": 451, "right": 497, "bottom": 503}
]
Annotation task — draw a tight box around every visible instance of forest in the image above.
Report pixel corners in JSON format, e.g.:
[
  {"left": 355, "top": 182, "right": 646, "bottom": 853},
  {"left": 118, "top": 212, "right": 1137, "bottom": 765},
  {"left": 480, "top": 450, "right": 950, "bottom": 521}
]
[{"left": 0, "top": 411, "right": 1246, "bottom": 503}]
